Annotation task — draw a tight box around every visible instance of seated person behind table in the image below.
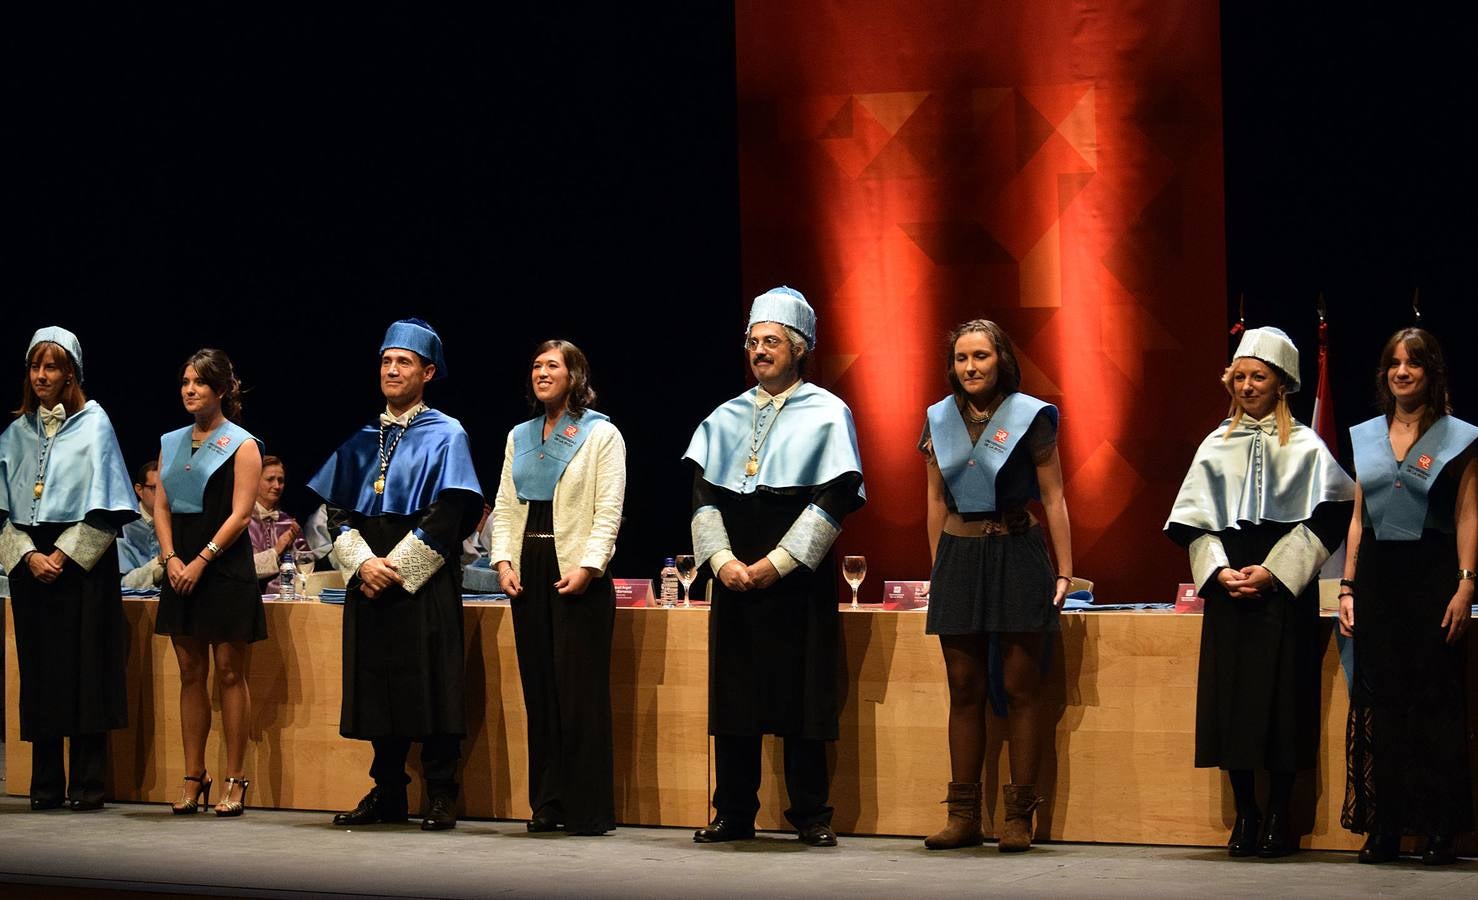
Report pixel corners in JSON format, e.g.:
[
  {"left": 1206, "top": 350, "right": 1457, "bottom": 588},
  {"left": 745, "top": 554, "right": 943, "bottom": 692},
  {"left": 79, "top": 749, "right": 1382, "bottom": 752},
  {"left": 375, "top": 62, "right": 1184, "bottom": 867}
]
[
  {"left": 119, "top": 459, "right": 165, "bottom": 589},
  {"left": 248, "top": 455, "right": 306, "bottom": 592},
  {"left": 461, "top": 503, "right": 500, "bottom": 593},
  {"left": 302, "top": 502, "right": 340, "bottom": 567}
]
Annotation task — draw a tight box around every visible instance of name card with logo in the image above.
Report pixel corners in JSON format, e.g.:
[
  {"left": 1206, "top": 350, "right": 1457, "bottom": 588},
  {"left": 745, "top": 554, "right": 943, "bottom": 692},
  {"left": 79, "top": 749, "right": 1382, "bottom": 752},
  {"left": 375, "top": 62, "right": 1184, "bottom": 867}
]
[
  {"left": 1174, "top": 583, "right": 1204, "bottom": 613},
  {"left": 883, "top": 580, "right": 930, "bottom": 611},
  {"left": 613, "top": 578, "right": 654, "bottom": 607}
]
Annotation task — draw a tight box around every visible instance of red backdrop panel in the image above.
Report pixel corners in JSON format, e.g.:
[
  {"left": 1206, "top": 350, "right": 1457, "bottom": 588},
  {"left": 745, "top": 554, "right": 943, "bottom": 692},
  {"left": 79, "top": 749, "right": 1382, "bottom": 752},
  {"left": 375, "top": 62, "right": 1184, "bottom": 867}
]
[{"left": 735, "top": 1, "right": 1226, "bottom": 601}]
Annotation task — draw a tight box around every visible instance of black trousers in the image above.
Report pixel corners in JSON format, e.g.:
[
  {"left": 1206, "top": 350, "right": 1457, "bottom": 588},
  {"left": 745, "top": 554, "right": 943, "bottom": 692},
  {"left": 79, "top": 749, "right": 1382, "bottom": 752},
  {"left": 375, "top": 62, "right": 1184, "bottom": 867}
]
[
  {"left": 369, "top": 735, "right": 461, "bottom": 802},
  {"left": 713, "top": 733, "right": 832, "bottom": 829},
  {"left": 30, "top": 733, "right": 107, "bottom": 805}
]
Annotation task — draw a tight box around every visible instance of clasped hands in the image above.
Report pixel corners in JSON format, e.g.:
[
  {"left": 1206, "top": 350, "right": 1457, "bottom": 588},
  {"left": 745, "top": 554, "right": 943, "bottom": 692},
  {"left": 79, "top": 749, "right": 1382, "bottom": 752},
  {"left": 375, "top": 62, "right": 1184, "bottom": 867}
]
[
  {"left": 496, "top": 563, "right": 598, "bottom": 598},
  {"left": 717, "top": 557, "right": 780, "bottom": 592},
  {"left": 357, "top": 557, "right": 404, "bottom": 598},
  {"left": 26, "top": 548, "right": 67, "bottom": 584},
  {"left": 166, "top": 555, "right": 208, "bottom": 595},
  {"left": 1216, "top": 564, "right": 1276, "bottom": 599}
]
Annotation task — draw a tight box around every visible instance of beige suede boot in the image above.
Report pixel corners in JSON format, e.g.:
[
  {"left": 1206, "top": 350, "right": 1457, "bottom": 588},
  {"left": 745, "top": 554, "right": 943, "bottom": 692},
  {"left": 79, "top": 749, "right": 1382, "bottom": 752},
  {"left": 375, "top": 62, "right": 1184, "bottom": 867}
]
[
  {"left": 923, "top": 782, "right": 985, "bottom": 850},
  {"left": 998, "top": 783, "right": 1045, "bottom": 852}
]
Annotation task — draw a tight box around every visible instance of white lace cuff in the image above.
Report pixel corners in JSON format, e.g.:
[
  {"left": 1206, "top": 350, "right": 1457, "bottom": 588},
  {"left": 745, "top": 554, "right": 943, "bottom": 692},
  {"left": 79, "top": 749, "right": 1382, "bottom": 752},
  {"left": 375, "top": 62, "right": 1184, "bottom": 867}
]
[
  {"left": 0, "top": 521, "right": 38, "bottom": 573},
  {"left": 1263, "top": 523, "right": 1332, "bottom": 597},
  {"left": 55, "top": 522, "right": 118, "bottom": 573},
  {"left": 765, "top": 547, "right": 799, "bottom": 578},
  {"left": 122, "top": 558, "right": 165, "bottom": 590},
  {"left": 333, "top": 528, "right": 376, "bottom": 580},
  {"left": 692, "top": 505, "right": 731, "bottom": 569},
  {"left": 387, "top": 530, "right": 445, "bottom": 594},
  {"left": 254, "top": 548, "right": 280, "bottom": 580},
  {"left": 708, "top": 548, "right": 737, "bottom": 578},
  {"left": 1188, "top": 533, "right": 1230, "bottom": 594},
  {"left": 777, "top": 504, "right": 841, "bottom": 572}
]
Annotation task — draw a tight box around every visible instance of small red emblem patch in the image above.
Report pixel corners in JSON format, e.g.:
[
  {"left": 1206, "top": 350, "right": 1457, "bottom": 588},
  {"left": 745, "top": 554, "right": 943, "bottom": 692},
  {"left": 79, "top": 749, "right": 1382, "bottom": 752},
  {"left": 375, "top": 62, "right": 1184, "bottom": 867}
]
[
  {"left": 564, "top": 424, "right": 579, "bottom": 438},
  {"left": 993, "top": 428, "right": 1009, "bottom": 445},
  {"left": 216, "top": 436, "right": 232, "bottom": 449},
  {"left": 1417, "top": 454, "right": 1433, "bottom": 470}
]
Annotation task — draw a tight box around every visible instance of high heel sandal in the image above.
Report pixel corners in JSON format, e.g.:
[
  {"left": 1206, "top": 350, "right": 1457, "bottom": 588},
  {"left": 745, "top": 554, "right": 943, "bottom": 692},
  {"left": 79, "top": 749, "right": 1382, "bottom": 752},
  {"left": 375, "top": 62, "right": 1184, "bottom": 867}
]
[
  {"left": 172, "top": 772, "right": 212, "bottom": 815},
  {"left": 215, "top": 776, "right": 250, "bottom": 818}
]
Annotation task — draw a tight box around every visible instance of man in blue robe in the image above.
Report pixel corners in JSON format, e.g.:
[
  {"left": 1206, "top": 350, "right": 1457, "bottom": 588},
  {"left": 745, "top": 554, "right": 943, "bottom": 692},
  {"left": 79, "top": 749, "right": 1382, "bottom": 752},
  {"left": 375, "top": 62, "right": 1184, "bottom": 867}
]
[
  {"left": 309, "top": 319, "right": 483, "bottom": 832},
  {"left": 118, "top": 459, "right": 164, "bottom": 589},
  {"left": 684, "top": 287, "right": 866, "bottom": 847}
]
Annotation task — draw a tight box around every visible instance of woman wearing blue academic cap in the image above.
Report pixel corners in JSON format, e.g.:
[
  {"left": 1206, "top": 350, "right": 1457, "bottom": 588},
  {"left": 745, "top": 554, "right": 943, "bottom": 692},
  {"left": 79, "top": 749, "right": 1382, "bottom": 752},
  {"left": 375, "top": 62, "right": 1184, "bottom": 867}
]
[
  {"left": 153, "top": 348, "right": 265, "bottom": 818},
  {"left": 0, "top": 327, "right": 139, "bottom": 810},
  {"left": 489, "top": 339, "right": 626, "bottom": 835},
  {"left": 1167, "top": 326, "right": 1354, "bottom": 859},
  {"left": 1340, "top": 327, "right": 1477, "bottom": 865}
]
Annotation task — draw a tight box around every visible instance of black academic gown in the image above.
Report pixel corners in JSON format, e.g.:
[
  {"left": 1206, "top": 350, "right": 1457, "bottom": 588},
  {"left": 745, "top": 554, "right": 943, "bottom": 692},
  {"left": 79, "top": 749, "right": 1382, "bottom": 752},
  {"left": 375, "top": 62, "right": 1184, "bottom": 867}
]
[
  {"left": 694, "top": 472, "right": 864, "bottom": 741},
  {"left": 329, "top": 491, "right": 481, "bottom": 739}
]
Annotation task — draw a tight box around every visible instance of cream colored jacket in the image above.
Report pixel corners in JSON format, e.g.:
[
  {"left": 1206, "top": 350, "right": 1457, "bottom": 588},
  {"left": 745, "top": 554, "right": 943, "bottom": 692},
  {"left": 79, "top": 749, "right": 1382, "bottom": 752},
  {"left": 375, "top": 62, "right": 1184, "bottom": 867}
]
[{"left": 488, "top": 417, "right": 626, "bottom": 576}]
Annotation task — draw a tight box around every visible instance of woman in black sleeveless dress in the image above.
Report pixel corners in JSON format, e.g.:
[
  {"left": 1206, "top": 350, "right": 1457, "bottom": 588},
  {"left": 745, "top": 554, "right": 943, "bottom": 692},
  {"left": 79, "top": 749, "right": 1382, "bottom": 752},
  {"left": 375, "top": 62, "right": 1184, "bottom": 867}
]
[{"left": 154, "top": 349, "right": 264, "bottom": 817}]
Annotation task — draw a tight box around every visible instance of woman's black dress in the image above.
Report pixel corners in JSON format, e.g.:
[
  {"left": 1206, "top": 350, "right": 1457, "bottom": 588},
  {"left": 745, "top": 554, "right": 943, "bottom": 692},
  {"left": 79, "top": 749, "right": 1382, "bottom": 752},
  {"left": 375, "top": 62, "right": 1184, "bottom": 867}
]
[
  {"left": 1344, "top": 455, "right": 1473, "bottom": 836},
  {"left": 155, "top": 456, "right": 266, "bottom": 643},
  {"left": 511, "top": 500, "right": 616, "bottom": 833}
]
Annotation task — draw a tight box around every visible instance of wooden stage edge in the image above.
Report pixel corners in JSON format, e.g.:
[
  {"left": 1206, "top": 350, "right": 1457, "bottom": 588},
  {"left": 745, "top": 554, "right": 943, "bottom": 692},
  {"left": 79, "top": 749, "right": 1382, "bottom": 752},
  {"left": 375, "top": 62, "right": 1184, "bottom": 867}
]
[{"left": 6, "top": 598, "right": 1478, "bottom": 850}]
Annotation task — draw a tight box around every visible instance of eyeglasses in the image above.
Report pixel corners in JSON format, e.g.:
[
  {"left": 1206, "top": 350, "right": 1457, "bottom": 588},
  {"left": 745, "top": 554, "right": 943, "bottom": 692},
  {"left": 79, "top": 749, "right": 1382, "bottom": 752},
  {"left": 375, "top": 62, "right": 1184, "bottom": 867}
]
[{"left": 743, "top": 335, "right": 787, "bottom": 351}]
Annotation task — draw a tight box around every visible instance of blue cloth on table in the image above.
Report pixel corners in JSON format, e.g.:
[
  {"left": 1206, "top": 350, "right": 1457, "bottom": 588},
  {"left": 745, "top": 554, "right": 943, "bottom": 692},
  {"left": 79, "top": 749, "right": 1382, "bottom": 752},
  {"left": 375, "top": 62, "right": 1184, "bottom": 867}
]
[
  {"left": 1062, "top": 595, "right": 1174, "bottom": 611},
  {"left": 121, "top": 587, "right": 161, "bottom": 598}
]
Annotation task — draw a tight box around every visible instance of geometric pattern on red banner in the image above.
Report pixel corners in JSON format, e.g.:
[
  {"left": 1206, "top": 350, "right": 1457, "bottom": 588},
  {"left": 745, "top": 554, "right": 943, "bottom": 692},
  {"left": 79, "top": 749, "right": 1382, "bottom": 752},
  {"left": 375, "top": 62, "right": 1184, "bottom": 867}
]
[{"left": 736, "top": 2, "right": 1227, "bottom": 600}]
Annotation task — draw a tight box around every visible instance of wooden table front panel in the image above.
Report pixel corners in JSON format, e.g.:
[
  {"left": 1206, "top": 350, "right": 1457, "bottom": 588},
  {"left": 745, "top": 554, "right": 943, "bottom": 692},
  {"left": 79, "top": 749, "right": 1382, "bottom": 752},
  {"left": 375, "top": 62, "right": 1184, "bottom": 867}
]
[{"left": 8, "top": 600, "right": 1473, "bottom": 848}]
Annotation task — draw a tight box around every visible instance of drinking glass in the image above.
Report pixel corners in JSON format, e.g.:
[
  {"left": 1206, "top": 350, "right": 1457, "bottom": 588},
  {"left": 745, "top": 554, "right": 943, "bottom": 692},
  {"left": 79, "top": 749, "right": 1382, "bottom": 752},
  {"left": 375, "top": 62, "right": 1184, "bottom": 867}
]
[
  {"left": 292, "top": 548, "right": 316, "bottom": 599},
  {"left": 675, "top": 554, "right": 697, "bottom": 608},
  {"left": 842, "top": 555, "right": 867, "bottom": 610}
]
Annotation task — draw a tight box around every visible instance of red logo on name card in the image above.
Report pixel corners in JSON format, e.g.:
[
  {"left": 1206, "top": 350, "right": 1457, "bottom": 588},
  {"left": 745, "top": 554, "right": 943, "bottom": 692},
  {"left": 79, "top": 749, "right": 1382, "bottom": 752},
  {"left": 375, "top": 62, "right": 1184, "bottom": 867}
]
[
  {"left": 1418, "top": 454, "right": 1433, "bottom": 470},
  {"left": 216, "top": 436, "right": 232, "bottom": 449},
  {"left": 564, "top": 424, "right": 579, "bottom": 438},
  {"left": 993, "top": 428, "right": 1009, "bottom": 445}
]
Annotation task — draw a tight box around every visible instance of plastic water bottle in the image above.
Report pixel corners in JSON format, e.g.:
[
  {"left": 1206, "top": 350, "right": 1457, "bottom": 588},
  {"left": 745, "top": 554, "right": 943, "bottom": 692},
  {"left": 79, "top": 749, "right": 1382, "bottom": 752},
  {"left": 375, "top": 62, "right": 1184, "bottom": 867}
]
[
  {"left": 659, "top": 557, "right": 680, "bottom": 608},
  {"left": 279, "top": 553, "right": 298, "bottom": 601}
]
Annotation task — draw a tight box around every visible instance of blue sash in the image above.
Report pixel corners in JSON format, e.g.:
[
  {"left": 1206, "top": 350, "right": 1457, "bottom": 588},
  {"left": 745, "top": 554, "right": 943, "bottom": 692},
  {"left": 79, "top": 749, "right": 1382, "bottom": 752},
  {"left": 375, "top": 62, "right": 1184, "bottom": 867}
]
[
  {"left": 1351, "top": 414, "right": 1478, "bottom": 540},
  {"left": 511, "top": 410, "right": 610, "bottom": 502},
  {"left": 160, "top": 421, "right": 257, "bottom": 514},
  {"left": 927, "top": 393, "right": 1056, "bottom": 513},
  {"left": 307, "top": 409, "right": 483, "bottom": 518}
]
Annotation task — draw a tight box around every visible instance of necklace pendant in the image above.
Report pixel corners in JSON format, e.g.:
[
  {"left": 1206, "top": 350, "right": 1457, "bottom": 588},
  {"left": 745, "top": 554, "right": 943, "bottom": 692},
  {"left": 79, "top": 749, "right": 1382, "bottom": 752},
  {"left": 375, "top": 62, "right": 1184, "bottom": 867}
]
[
  {"left": 745, "top": 456, "right": 759, "bottom": 477},
  {"left": 373, "top": 477, "right": 386, "bottom": 495},
  {"left": 33, "top": 481, "right": 44, "bottom": 499}
]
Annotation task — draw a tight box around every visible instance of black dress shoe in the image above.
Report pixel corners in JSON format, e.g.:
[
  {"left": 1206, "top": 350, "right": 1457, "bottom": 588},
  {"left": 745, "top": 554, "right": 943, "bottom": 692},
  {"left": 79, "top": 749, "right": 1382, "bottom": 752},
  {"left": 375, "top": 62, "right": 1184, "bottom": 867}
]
[
  {"left": 421, "top": 796, "right": 458, "bottom": 831},
  {"left": 693, "top": 816, "right": 756, "bottom": 843},
  {"left": 30, "top": 798, "right": 65, "bottom": 811},
  {"left": 332, "top": 788, "right": 408, "bottom": 826},
  {"left": 527, "top": 815, "right": 562, "bottom": 833},
  {"left": 69, "top": 799, "right": 105, "bottom": 812},
  {"left": 1422, "top": 834, "right": 1457, "bottom": 866},
  {"left": 798, "top": 823, "right": 838, "bottom": 847},
  {"left": 1227, "top": 814, "right": 1260, "bottom": 857},
  {"left": 1358, "top": 832, "right": 1401, "bottom": 864},
  {"left": 1255, "top": 811, "right": 1294, "bottom": 858}
]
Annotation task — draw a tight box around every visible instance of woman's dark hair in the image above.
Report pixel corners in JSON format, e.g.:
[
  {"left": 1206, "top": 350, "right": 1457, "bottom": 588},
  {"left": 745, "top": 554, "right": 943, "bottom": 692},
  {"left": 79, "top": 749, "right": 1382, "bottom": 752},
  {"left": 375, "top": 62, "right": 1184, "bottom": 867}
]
[
  {"left": 16, "top": 341, "right": 88, "bottom": 416},
  {"left": 527, "top": 339, "right": 597, "bottom": 416},
  {"left": 1375, "top": 327, "right": 1451, "bottom": 434},
  {"left": 182, "top": 348, "right": 244, "bottom": 421},
  {"left": 945, "top": 319, "right": 1021, "bottom": 405}
]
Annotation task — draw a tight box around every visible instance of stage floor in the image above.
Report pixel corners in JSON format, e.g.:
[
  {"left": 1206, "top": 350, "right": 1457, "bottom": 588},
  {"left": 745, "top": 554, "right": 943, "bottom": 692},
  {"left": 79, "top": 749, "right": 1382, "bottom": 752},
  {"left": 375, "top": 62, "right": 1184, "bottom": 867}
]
[{"left": 1, "top": 744, "right": 1474, "bottom": 900}]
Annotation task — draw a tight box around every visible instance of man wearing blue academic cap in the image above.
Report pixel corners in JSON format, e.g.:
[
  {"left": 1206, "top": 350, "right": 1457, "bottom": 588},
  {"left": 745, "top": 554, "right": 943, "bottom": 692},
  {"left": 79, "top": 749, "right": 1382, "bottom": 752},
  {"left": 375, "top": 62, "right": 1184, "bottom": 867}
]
[
  {"left": 683, "top": 287, "right": 866, "bottom": 848},
  {"left": 309, "top": 318, "right": 483, "bottom": 832}
]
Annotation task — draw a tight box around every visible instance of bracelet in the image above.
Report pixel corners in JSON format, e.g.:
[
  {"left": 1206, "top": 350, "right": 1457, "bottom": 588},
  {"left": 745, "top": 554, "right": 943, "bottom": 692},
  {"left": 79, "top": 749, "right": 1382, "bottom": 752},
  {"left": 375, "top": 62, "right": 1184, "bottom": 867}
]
[
  {"left": 1055, "top": 574, "right": 1073, "bottom": 583},
  {"left": 1337, "top": 591, "right": 1354, "bottom": 600},
  {"left": 206, "top": 540, "right": 222, "bottom": 555},
  {"left": 1339, "top": 578, "right": 1355, "bottom": 589},
  {"left": 1459, "top": 569, "right": 1477, "bottom": 582},
  {"left": 160, "top": 551, "right": 176, "bottom": 564}
]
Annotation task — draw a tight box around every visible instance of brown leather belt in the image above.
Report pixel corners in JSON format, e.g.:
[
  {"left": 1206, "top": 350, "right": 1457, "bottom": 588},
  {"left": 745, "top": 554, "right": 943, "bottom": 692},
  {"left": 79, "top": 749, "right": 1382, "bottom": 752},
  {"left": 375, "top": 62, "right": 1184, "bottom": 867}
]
[{"left": 943, "top": 509, "right": 1035, "bottom": 537}]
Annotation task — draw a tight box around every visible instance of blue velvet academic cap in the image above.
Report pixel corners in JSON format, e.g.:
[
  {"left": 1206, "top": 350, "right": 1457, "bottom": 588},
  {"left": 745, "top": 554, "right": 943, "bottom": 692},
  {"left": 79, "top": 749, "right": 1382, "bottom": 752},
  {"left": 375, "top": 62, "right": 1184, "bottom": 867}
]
[
  {"left": 747, "top": 286, "right": 817, "bottom": 349},
  {"left": 27, "top": 326, "right": 85, "bottom": 381},
  {"left": 380, "top": 318, "right": 447, "bottom": 380}
]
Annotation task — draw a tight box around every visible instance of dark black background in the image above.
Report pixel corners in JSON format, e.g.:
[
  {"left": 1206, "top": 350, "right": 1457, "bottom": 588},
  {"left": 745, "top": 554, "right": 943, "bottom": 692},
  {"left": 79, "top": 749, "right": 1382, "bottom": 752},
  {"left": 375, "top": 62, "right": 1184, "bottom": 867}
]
[{"left": 4, "top": 4, "right": 1474, "bottom": 579}]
